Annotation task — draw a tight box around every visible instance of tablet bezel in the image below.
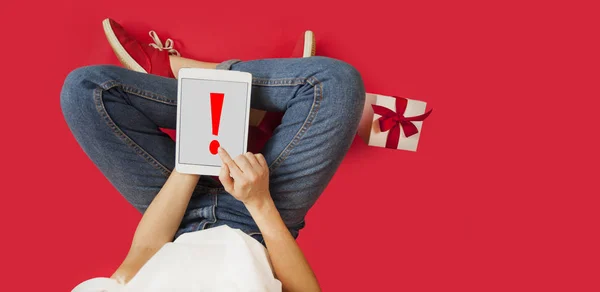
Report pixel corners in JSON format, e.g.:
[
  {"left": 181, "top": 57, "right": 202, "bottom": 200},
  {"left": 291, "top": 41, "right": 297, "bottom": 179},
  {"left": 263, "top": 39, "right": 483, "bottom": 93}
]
[{"left": 175, "top": 68, "right": 252, "bottom": 176}]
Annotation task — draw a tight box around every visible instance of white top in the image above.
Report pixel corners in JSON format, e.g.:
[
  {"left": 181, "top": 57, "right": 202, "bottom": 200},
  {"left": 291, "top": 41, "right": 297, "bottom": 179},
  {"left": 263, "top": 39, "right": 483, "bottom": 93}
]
[{"left": 72, "top": 225, "right": 282, "bottom": 292}]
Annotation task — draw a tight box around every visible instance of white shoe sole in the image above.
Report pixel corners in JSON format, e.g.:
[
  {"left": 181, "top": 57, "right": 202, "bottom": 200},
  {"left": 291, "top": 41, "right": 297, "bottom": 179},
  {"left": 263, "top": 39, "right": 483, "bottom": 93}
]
[
  {"left": 102, "top": 19, "right": 147, "bottom": 73},
  {"left": 303, "top": 30, "right": 316, "bottom": 57}
]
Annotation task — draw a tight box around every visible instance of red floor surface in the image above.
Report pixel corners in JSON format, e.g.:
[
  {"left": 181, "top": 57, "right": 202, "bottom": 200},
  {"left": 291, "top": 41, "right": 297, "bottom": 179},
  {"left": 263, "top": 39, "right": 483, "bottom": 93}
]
[{"left": 2, "top": 0, "right": 599, "bottom": 291}]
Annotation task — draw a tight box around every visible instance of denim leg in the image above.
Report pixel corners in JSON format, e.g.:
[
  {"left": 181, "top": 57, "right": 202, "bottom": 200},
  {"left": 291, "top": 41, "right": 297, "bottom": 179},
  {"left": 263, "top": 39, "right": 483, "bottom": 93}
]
[
  {"left": 61, "top": 57, "right": 365, "bottom": 240},
  {"left": 60, "top": 65, "right": 220, "bottom": 214},
  {"left": 213, "top": 57, "right": 366, "bottom": 236}
]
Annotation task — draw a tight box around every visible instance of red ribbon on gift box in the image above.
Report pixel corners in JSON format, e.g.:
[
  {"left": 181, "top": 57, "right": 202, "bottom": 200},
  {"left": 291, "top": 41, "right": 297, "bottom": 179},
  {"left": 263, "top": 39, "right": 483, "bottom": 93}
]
[{"left": 371, "top": 96, "right": 433, "bottom": 149}]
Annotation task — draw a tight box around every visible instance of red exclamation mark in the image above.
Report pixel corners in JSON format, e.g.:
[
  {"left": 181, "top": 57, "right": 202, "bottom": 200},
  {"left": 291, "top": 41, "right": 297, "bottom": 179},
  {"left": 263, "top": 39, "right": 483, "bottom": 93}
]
[{"left": 209, "top": 92, "right": 224, "bottom": 155}]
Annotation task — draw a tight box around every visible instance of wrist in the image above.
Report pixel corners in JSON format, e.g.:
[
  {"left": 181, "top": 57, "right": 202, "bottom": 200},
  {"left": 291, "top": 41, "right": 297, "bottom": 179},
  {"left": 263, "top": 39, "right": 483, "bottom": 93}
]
[
  {"left": 172, "top": 169, "right": 200, "bottom": 181},
  {"left": 244, "top": 194, "right": 275, "bottom": 214},
  {"left": 245, "top": 195, "right": 287, "bottom": 237}
]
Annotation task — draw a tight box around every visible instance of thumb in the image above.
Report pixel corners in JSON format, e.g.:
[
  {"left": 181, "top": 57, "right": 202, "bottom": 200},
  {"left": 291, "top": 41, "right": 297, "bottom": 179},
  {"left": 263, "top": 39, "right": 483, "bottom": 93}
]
[{"left": 219, "top": 163, "right": 234, "bottom": 193}]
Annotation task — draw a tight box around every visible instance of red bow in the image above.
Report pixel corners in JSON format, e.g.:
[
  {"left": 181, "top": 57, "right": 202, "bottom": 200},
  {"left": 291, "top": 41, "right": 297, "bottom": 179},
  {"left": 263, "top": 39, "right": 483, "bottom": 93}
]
[{"left": 371, "top": 96, "right": 432, "bottom": 149}]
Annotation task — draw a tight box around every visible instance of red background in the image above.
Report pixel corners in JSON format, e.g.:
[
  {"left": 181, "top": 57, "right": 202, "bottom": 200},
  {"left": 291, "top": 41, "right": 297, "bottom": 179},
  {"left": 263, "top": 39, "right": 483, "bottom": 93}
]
[{"left": 1, "top": 0, "right": 599, "bottom": 291}]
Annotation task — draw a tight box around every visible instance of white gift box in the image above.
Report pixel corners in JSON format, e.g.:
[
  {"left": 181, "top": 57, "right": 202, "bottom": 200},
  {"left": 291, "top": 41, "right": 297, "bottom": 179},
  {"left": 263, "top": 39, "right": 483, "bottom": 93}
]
[{"left": 357, "top": 93, "right": 430, "bottom": 152}]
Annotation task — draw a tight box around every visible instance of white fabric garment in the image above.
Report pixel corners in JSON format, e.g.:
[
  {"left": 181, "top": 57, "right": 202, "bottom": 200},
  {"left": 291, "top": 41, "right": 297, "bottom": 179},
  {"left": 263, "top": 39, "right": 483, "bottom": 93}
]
[{"left": 72, "top": 225, "right": 282, "bottom": 292}]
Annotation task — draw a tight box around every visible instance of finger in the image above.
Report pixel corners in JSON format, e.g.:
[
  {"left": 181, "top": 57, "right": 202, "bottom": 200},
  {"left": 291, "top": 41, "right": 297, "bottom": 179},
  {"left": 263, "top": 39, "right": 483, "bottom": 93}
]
[
  {"left": 244, "top": 152, "right": 260, "bottom": 168},
  {"left": 234, "top": 154, "right": 254, "bottom": 173},
  {"left": 255, "top": 153, "right": 268, "bottom": 168},
  {"left": 218, "top": 163, "right": 234, "bottom": 192},
  {"left": 218, "top": 147, "right": 243, "bottom": 174}
]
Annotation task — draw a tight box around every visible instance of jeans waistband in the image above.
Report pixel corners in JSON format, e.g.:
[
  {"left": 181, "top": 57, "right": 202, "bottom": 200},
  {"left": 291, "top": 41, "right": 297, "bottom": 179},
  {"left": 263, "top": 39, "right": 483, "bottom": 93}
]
[{"left": 216, "top": 59, "right": 242, "bottom": 70}]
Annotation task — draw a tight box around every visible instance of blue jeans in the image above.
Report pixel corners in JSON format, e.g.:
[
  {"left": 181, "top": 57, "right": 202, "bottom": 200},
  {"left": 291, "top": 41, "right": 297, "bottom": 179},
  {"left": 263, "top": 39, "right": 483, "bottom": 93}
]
[{"left": 60, "top": 57, "right": 365, "bottom": 242}]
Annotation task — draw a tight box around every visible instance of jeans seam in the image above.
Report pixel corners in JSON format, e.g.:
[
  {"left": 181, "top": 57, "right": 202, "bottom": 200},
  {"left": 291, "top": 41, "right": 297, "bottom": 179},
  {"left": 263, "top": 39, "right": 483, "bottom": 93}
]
[
  {"left": 94, "top": 80, "right": 172, "bottom": 177},
  {"left": 198, "top": 194, "right": 218, "bottom": 232},
  {"left": 211, "top": 194, "right": 218, "bottom": 224},
  {"left": 252, "top": 77, "right": 306, "bottom": 86},
  {"left": 256, "top": 76, "right": 323, "bottom": 172},
  {"left": 121, "top": 84, "right": 177, "bottom": 105}
]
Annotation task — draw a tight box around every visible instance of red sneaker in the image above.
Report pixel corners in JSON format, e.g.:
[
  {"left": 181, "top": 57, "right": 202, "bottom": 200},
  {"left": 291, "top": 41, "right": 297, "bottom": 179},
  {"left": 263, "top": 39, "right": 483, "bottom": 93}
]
[{"left": 102, "top": 18, "right": 178, "bottom": 78}]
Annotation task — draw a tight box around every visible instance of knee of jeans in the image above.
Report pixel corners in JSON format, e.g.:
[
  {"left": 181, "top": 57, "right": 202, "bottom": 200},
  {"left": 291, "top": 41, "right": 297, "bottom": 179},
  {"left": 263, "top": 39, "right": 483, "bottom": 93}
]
[
  {"left": 312, "top": 57, "right": 366, "bottom": 117},
  {"left": 62, "top": 64, "right": 121, "bottom": 90},
  {"left": 60, "top": 65, "right": 117, "bottom": 127}
]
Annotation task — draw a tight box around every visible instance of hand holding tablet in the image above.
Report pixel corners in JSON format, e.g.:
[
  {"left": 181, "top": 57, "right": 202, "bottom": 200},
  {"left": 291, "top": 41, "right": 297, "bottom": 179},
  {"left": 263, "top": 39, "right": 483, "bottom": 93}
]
[{"left": 175, "top": 68, "right": 252, "bottom": 175}]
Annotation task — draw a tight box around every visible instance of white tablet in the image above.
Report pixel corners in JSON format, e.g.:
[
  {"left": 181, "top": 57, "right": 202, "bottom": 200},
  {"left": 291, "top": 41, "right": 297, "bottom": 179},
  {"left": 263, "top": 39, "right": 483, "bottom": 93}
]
[{"left": 175, "top": 68, "right": 252, "bottom": 175}]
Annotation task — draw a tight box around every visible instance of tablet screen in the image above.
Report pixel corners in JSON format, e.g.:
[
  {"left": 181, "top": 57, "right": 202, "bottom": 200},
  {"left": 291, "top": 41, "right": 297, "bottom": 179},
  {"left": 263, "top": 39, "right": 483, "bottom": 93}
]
[{"left": 179, "top": 78, "right": 249, "bottom": 167}]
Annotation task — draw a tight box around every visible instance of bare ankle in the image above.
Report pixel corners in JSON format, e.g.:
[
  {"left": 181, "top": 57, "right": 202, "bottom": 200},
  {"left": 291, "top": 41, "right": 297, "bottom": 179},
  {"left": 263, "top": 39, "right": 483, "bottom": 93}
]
[{"left": 169, "top": 56, "right": 219, "bottom": 78}]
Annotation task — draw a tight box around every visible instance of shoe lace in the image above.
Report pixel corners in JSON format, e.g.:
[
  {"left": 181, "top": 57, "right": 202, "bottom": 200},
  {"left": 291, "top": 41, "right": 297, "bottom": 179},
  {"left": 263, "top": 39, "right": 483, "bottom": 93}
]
[{"left": 148, "top": 31, "right": 181, "bottom": 56}]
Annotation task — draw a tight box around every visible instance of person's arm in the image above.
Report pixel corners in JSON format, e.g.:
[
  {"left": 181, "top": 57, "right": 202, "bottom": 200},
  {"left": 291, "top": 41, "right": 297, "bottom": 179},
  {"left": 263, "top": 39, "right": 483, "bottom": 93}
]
[
  {"left": 111, "top": 170, "right": 199, "bottom": 283},
  {"left": 218, "top": 148, "right": 321, "bottom": 292},
  {"left": 247, "top": 199, "right": 321, "bottom": 292}
]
